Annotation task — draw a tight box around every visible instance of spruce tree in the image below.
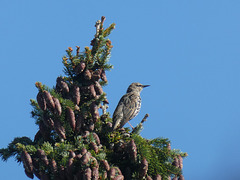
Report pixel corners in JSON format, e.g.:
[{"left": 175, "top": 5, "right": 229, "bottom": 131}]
[{"left": 0, "top": 17, "right": 187, "bottom": 180}]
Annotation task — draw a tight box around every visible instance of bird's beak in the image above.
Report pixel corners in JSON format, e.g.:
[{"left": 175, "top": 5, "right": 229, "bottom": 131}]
[{"left": 142, "top": 85, "right": 150, "bottom": 88}]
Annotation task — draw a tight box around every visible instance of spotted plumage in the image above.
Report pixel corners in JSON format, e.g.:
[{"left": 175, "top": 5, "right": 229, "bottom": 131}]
[{"left": 112, "top": 82, "right": 149, "bottom": 131}]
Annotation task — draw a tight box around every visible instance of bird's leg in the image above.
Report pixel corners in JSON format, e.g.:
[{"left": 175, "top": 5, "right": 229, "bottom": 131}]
[{"left": 128, "top": 121, "right": 134, "bottom": 130}]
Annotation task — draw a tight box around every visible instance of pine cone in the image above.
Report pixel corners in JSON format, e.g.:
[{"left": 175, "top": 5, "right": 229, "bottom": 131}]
[
  {"left": 172, "top": 157, "right": 179, "bottom": 167},
  {"left": 100, "top": 70, "right": 107, "bottom": 83},
  {"left": 147, "top": 176, "right": 153, "bottom": 180},
  {"left": 128, "top": 139, "right": 137, "bottom": 162},
  {"left": 42, "top": 90, "right": 55, "bottom": 111},
  {"left": 74, "top": 61, "right": 86, "bottom": 74},
  {"left": 87, "top": 121, "right": 95, "bottom": 131},
  {"left": 90, "top": 142, "right": 99, "bottom": 154},
  {"left": 24, "top": 169, "right": 34, "bottom": 179},
  {"left": 84, "top": 69, "right": 92, "bottom": 80},
  {"left": 101, "top": 160, "right": 110, "bottom": 171},
  {"left": 53, "top": 97, "right": 62, "bottom": 116},
  {"left": 66, "top": 107, "right": 76, "bottom": 131},
  {"left": 56, "top": 77, "right": 69, "bottom": 93},
  {"left": 50, "top": 159, "right": 57, "bottom": 174},
  {"left": 178, "top": 175, "right": 185, "bottom": 180},
  {"left": 94, "top": 81, "right": 103, "bottom": 95},
  {"left": 76, "top": 112, "right": 84, "bottom": 133},
  {"left": 92, "top": 132, "right": 101, "bottom": 145},
  {"left": 167, "top": 143, "right": 171, "bottom": 150},
  {"left": 108, "top": 167, "right": 116, "bottom": 179},
  {"left": 54, "top": 119, "right": 66, "bottom": 139},
  {"left": 90, "top": 102, "right": 99, "bottom": 122},
  {"left": 37, "top": 92, "right": 46, "bottom": 111},
  {"left": 81, "top": 148, "right": 88, "bottom": 155},
  {"left": 43, "top": 113, "right": 54, "bottom": 129},
  {"left": 91, "top": 69, "right": 102, "bottom": 81},
  {"left": 178, "top": 155, "right": 183, "bottom": 169},
  {"left": 72, "top": 85, "right": 80, "bottom": 105},
  {"left": 154, "top": 174, "right": 162, "bottom": 180},
  {"left": 92, "top": 167, "right": 99, "bottom": 180},
  {"left": 81, "top": 152, "right": 91, "bottom": 165},
  {"left": 69, "top": 150, "right": 76, "bottom": 158},
  {"left": 83, "top": 167, "right": 92, "bottom": 180},
  {"left": 139, "top": 158, "right": 148, "bottom": 178},
  {"left": 115, "top": 167, "right": 122, "bottom": 175},
  {"left": 91, "top": 157, "right": 99, "bottom": 169},
  {"left": 37, "top": 149, "right": 49, "bottom": 166},
  {"left": 21, "top": 151, "right": 33, "bottom": 173},
  {"left": 89, "top": 84, "right": 97, "bottom": 98}
]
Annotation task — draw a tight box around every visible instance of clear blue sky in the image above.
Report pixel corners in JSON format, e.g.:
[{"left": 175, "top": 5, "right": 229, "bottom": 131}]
[{"left": 1, "top": 1, "right": 240, "bottom": 179}]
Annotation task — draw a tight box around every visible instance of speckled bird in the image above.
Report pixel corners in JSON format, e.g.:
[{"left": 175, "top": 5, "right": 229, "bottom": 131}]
[{"left": 112, "top": 82, "right": 150, "bottom": 131}]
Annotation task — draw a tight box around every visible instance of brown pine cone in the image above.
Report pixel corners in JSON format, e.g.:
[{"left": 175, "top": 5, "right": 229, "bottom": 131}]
[
  {"left": 81, "top": 152, "right": 91, "bottom": 165},
  {"left": 37, "top": 149, "right": 49, "bottom": 166},
  {"left": 108, "top": 167, "right": 116, "bottom": 179},
  {"left": 178, "top": 155, "right": 183, "bottom": 169},
  {"left": 56, "top": 77, "right": 69, "bottom": 93},
  {"left": 154, "top": 174, "right": 162, "bottom": 180},
  {"left": 147, "top": 176, "right": 153, "bottom": 180},
  {"left": 94, "top": 81, "right": 103, "bottom": 95},
  {"left": 91, "top": 69, "right": 102, "bottom": 81},
  {"left": 50, "top": 159, "right": 57, "bottom": 174},
  {"left": 90, "top": 142, "right": 99, "bottom": 154},
  {"left": 74, "top": 61, "right": 86, "bottom": 74},
  {"left": 172, "top": 157, "right": 179, "bottom": 167},
  {"left": 37, "top": 92, "right": 46, "bottom": 111},
  {"left": 69, "top": 150, "right": 76, "bottom": 159},
  {"left": 139, "top": 158, "right": 148, "bottom": 179},
  {"left": 21, "top": 151, "right": 33, "bottom": 173},
  {"left": 114, "top": 167, "right": 122, "bottom": 175},
  {"left": 92, "top": 132, "right": 101, "bottom": 145},
  {"left": 167, "top": 143, "right": 171, "bottom": 150},
  {"left": 100, "top": 70, "right": 107, "bottom": 83},
  {"left": 42, "top": 90, "right": 55, "bottom": 111},
  {"left": 101, "top": 160, "right": 110, "bottom": 171},
  {"left": 128, "top": 139, "right": 137, "bottom": 162},
  {"left": 90, "top": 102, "right": 99, "bottom": 122},
  {"left": 72, "top": 85, "right": 80, "bottom": 105},
  {"left": 178, "top": 175, "right": 185, "bottom": 180},
  {"left": 54, "top": 119, "right": 66, "bottom": 139},
  {"left": 43, "top": 113, "right": 54, "bottom": 129},
  {"left": 83, "top": 167, "right": 92, "bottom": 180},
  {"left": 92, "top": 167, "right": 99, "bottom": 180},
  {"left": 53, "top": 97, "right": 62, "bottom": 116},
  {"left": 89, "top": 84, "right": 96, "bottom": 98},
  {"left": 66, "top": 107, "right": 76, "bottom": 131},
  {"left": 81, "top": 148, "right": 88, "bottom": 155},
  {"left": 84, "top": 69, "right": 92, "bottom": 80},
  {"left": 75, "top": 112, "right": 84, "bottom": 133}
]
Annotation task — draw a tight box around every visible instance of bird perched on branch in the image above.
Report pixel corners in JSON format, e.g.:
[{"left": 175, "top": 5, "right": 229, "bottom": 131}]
[{"left": 112, "top": 82, "right": 150, "bottom": 131}]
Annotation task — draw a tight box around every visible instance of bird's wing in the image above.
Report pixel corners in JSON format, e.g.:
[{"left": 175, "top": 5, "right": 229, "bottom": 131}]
[
  {"left": 120, "top": 93, "right": 140, "bottom": 128},
  {"left": 112, "top": 95, "right": 125, "bottom": 130}
]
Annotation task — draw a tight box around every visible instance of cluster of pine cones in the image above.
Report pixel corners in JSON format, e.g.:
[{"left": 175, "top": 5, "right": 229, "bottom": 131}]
[{"left": 35, "top": 62, "right": 108, "bottom": 142}]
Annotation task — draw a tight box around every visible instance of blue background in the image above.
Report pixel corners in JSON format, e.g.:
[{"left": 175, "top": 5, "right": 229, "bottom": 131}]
[{"left": 1, "top": 1, "right": 240, "bottom": 179}]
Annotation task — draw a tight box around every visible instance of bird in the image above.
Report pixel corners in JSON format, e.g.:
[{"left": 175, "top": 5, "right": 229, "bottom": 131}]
[{"left": 112, "top": 82, "right": 150, "bottom": 131}]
